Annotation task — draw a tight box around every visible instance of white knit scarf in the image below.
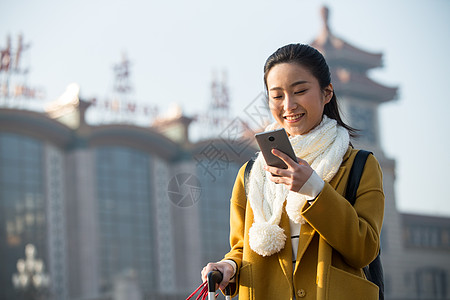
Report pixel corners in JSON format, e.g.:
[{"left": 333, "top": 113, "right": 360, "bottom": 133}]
[{"left": 247, "top": 116, "right": 349, "bottom": 256}]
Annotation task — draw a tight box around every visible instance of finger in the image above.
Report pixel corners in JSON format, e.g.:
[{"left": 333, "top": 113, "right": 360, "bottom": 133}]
[
  {"left": 219, "top": 279, "right": 229, "bottom": 291},
  {"left": 201, "top": 270, "right": 206, "bottom": 282},
  {"left": 267, "top": 172, "right": 289, "bottom": 185},
  {"left": 264, "top": 165, "right": 287, "bottom": 177},
  {"left": 219, "top": 264, "right": 234, "bottom": 290},
  {"left": 202, "top": 263, "right": 216, "bottom": 282},
  {"left": 272, "top": 149, "right": 297, "bottom": 168},
  {"left": 219, "top": 278, "right": 230, "bottom": 290}
]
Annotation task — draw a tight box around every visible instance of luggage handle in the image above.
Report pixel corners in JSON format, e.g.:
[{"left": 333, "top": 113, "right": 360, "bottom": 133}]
[{"left": 207, "top": 270, "right": 231, "bottom": 299}]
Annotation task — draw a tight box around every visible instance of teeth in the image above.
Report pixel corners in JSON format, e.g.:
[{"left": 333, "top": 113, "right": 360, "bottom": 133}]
[{"left": 285, "top": 114, "right": 303, "bottom": 120}]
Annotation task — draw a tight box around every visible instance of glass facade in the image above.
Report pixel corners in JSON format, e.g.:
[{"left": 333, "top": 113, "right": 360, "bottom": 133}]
[
  {"left": 95, "top": 146, "right": 154, "bottom": 293},
  {"left": 197, "top": 162, "right": 241, "bottom": 264},
  {"left": 0, "top": 133, "right": 47, "bottom": 299}
]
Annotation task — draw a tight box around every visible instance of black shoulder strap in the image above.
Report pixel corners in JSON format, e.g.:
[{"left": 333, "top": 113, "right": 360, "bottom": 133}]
[
  {"left": 345, "top": 150, "right": 372, "bottom": 205},
  {"left": 345, "top": 150, "right": 384, "bottom": 300},
  {"left": 244, "top": 157, "right": 256, "bottom": 196}
]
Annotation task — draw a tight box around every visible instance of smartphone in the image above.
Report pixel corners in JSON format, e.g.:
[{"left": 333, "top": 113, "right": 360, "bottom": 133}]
[{"left": 255, "top": 128, "right": 298, "bottom": 169}]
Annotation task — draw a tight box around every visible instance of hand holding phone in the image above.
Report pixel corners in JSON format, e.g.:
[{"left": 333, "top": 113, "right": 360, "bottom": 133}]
[{"left": 255, "top": 128, "right": 298, "bottom": 170}]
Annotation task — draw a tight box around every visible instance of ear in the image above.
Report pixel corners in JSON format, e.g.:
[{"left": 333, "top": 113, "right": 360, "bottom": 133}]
[{"left": 322, "top": 83, "right": 333, "bottom": 104}]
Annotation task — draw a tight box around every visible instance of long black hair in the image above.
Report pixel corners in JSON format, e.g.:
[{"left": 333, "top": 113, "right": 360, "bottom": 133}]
[{"left": 263, "top": 43, "right": 357, "bottom": 138}]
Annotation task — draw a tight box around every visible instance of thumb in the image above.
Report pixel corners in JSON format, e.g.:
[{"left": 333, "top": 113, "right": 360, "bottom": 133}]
[
  {"left": 219, "top": 268, "right": 233, "bottom": 290},
  {"left": 296, "top": 157, "right": 308, "bottom": 165}
]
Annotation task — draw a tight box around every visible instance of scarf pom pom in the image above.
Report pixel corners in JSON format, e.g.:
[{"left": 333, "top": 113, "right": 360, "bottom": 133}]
[{"left": 249, "top": 222, "right": 286, "bottom": 256}]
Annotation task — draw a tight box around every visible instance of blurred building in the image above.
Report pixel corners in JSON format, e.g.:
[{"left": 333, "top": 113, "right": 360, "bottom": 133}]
[
  {"left": 0, "top": 90, "right": 255, "bottom": 299},
  {"left": 1, "top": 6, "right": 450, "bottom": 300}
]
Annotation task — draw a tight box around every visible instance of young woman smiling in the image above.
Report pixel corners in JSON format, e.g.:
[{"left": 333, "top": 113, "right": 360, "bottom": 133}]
[{"left": 200, "top": 44, "right": 384, "bottom": 300}]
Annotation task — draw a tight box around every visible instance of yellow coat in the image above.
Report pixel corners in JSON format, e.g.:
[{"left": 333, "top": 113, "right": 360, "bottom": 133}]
[{"left": 223, "top": 147, "right": 384, "bottom": 299}]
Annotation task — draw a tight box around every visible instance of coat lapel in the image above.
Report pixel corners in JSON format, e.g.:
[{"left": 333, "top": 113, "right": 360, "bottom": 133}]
[
  {"left": 329, "top": 146, "right": 352, "bottom": 193},
  {"left": 329, "top": 166, "right": 346, "bottom": 194},
  {"left": 293, "top": 222, "right": 315, "bottom": 274},
  {"left": 277, "top": 208, "right": 294, "bottom": 290}
]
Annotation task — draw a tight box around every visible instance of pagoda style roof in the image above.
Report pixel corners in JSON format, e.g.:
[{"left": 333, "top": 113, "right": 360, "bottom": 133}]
[
  {"left": 311, "top": 6, "right": 398, "bottom": 103},
  {"left": 331, "top": 68, "right": 398, "bottom": 102},
  {"left": 311, "top": 6, "right": 383, "bottom": 70}
]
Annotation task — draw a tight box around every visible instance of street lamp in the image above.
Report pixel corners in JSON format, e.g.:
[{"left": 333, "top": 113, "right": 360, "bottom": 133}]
[{"left": 12, "top": 244, "right": 50, "bottom": 299}]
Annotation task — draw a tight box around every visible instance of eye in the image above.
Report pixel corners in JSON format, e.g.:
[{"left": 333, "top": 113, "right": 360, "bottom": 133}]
[
  {"left": 270, "top": 94, "right": 283, "bottom": 100},
  {"left": 294, "top": 89, "right": 307, "bottom": 95}
]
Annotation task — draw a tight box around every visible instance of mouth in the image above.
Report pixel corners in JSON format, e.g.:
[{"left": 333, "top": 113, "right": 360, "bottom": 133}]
[{"left": 283, "top": 113, "right": 305, "bottom": 123}]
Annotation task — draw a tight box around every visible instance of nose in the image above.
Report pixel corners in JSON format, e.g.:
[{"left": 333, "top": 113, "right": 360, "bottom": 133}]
[{"left": 284, "top": 94, "right": 297, "bottom": 111}]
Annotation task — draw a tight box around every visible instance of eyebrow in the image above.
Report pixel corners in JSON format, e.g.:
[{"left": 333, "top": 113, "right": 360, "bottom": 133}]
[{"left": 269, "top": 80, "right": 309, "bottom": 91}]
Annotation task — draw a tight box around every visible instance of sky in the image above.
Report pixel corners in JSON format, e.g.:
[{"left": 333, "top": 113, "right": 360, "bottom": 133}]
[{"left": 1, "top": 0, "right": 450, "bottom": 216}]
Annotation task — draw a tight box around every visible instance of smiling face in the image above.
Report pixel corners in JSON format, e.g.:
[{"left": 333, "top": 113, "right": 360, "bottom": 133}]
[{"left": 266, "top": 62, "right": 333, "bottom": 136}]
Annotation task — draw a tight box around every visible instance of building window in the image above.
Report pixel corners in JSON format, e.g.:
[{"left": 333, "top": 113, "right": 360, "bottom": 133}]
[
  {"left": 0, "top": 133, "right": 46, "bottom": 299},
  {"left": 95, "top": 146, "right": 153, "bottom": 293},
  {"left": 416, "top": 268, "right": 447, "bottom": 299},
  {"left": 442, "top": 229, "right": 449, "bottom": 247},
  {"left": 405, "top": 224, "right": 450, "bottom": 250}
]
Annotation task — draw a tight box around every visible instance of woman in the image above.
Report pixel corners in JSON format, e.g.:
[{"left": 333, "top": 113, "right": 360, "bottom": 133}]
[{"left": 201, "top": 44, "right": 384, "bottom": 299}]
